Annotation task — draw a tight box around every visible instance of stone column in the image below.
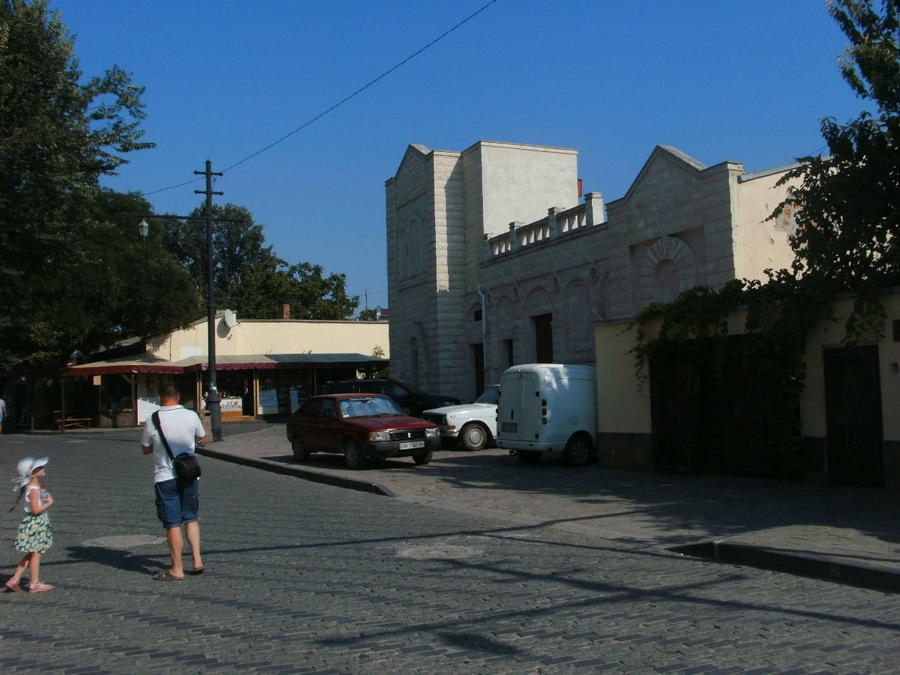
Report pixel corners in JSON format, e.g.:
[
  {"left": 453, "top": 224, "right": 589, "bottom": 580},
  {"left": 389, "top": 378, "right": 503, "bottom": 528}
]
[{"left": 584, "top": 192, "right": 605, "bottom": 226}]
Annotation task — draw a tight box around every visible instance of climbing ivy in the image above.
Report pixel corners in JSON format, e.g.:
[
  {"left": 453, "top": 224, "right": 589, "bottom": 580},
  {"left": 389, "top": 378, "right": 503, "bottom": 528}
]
[{"left": 632, "top": 274, "right": 835, "bottom": 478}]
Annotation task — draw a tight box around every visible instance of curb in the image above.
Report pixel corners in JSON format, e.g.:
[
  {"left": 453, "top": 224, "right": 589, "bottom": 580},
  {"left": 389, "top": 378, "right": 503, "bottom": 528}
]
[
  {"left": 198, "top": 447, "right": 396, "bottom": 497},
  {"left": 671, "top": 541, "right": 900, "bottom": 594}
]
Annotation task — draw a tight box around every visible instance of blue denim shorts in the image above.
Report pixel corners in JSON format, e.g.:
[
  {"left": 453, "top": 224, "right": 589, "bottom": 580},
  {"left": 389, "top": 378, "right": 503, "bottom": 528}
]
[{"left": 154, "top": 478, "right": 199, "bottom": 528}]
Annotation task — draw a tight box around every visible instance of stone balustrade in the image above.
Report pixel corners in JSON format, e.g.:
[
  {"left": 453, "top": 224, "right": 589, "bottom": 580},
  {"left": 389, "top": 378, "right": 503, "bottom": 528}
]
[{"left": 487, "top": 192, "right": 604, "bottom": 258}]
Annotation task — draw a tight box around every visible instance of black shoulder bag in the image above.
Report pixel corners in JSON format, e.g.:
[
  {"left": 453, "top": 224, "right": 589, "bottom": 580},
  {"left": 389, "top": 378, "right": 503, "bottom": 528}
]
[{"left": 151, "top": 411, "right": 202, "bottom": 481}]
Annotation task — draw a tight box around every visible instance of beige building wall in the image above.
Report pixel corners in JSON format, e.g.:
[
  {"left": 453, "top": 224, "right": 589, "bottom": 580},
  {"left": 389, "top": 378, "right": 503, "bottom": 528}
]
[
  {"left": 801, "top": 293, "right": 900, "bottom": 442},
  {"left": 731, "top": 167, "right": 798, "bottom": 281},
  {"left": 147, "top": 317, "right": 389, "bottom": 363},
  {"left": 593, "top": 290, "right": 900, "bottom": 484}
]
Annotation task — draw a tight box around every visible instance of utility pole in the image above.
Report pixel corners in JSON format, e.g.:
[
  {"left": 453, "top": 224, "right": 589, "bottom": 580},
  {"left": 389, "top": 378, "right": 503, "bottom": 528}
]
[{"left": 195, "top": 160, "right": 224, "bottom": 441}]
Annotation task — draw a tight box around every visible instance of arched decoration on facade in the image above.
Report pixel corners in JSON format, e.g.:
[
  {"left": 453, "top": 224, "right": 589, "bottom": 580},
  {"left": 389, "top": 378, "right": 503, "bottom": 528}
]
[
  {"left": 564, "top": 280, "right": 591, "bottom": 361},
  {"left": 640, "top": 235, "right": 696, "bottom": 304}
]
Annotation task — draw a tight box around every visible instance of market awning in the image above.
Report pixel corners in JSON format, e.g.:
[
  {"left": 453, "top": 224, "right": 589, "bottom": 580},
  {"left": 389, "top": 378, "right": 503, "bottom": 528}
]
[
  {"left": 61, "top": 354, "right": 183, "bottom": 376},
  {"left": 62, "top": 353, "right": 388, "bottom": 377}
]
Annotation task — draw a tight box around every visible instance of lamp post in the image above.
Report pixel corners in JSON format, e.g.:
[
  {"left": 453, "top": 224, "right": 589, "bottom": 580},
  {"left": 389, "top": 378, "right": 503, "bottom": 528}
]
[{"left": 127, "top": 207, "right": 238, "bottom": 441}]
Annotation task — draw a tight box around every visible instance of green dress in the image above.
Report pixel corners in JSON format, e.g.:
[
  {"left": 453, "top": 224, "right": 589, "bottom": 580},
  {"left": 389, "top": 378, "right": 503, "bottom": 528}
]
[{"left": 13, "top": 486, "right": 52, "bottom": 554}]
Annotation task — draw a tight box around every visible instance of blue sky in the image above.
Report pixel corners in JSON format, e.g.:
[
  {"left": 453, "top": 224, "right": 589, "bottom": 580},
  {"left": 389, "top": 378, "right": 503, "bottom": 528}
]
[{"left": 51, "top": 0, "right": 864, "bottom": 314}]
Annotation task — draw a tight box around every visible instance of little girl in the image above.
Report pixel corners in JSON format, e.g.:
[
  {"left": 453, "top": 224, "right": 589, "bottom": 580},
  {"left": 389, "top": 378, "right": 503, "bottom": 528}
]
[{"left": 6, "top": 456, "right": 54, "bottom": 593}]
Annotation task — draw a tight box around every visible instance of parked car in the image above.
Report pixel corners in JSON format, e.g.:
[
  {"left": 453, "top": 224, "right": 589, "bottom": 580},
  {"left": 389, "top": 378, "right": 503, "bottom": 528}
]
[
  {"left": 421, "top": 385, "right": 500, "bottom": 451},
  {"left": 497, "top": 364, "right": 597, "bottom": 466},
  {"left": 285, "top": 393, "right": 440, "bottom": 468},
  {"left": 321, "top": 378, "right": 460, "bottom": 417}
]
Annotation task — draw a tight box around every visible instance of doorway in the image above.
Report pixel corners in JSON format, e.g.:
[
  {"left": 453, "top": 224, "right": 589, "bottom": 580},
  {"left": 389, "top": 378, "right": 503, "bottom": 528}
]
[
  {"left": 824, "top": 346, "right": 884, "bottom": 487},
  {"left": 533, "top": 313, "right": 553, "bottom": 363}
]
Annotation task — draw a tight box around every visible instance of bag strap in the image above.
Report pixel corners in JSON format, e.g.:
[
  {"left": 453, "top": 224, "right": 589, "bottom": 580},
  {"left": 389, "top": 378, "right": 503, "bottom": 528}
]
[{"left": 151, "top": 411, "right": 176, "bottom": 462}]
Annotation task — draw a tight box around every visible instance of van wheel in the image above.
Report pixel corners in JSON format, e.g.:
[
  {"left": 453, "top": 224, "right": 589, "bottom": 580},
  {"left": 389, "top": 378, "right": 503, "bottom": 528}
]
[
  {"left": 563, "top": 435, "right": 592, "bottom": 466},
  {"left": 517, "top": 451, "right": 541, "bottom": 464},
  {"left": 343, "top": 438, "right": 367, "bottom": 469},
  {"left": 460, "top": 423, "right": 489, "bottom": 451},
  {"left": 291, "top": 437, "right": 310, "bottom": 461},
  {"left": 412, "top": 450, "right": 433, "bottom": 465}
]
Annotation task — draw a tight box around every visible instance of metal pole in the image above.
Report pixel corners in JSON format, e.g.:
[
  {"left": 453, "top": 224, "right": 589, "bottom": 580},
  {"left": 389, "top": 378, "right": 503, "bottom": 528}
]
[{"left": 195, "top": 160, "right": 224, "bottom": 441}]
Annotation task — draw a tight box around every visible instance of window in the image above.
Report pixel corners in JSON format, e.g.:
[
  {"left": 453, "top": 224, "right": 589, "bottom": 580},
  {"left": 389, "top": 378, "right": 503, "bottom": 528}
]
[
  {"left": 503, "top": 339, "right": 514, "bottom": 368},
  {"left": 321, "top": 400, "right": 337, "bottom": 420}
]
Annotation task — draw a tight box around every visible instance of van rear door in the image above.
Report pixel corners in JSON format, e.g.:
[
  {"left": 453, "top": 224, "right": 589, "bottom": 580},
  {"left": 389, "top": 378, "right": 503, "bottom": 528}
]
[{"left": 499, "top": 370, "right": 541, "bottom": 443}]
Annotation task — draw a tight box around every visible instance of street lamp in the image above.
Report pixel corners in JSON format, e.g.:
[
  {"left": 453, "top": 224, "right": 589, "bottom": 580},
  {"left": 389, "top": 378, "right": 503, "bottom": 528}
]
[{"left": 126, "top": 210, "right": 238, "bottom": 442}]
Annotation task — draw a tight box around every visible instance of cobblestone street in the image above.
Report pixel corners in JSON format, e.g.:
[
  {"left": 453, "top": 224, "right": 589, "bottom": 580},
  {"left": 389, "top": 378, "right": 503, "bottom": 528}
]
[{"left": 1, "top": 429, "right": 898, "bottom": 673}]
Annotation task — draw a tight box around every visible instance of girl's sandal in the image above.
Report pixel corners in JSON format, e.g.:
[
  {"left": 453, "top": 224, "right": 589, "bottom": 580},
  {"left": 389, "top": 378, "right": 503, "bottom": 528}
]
[
  {"left": 5, "top": 579, "right": 21, "bottom": 592},
  {"left": 29, "top": 582, "right": 52, "bottom": 593}
]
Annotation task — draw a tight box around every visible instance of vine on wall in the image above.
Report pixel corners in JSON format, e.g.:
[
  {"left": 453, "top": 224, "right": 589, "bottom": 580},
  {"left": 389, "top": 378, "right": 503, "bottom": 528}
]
[{"left": 633, "top": 273, "right": 835, "bottom": 478}]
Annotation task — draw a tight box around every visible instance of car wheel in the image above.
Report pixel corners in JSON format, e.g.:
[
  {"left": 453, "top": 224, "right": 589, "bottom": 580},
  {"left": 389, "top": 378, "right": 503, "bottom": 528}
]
[
  {"left": 412, "top": 450, "right": 433, "bottom": 465},
  {"left": 460, "top": 423, "right": 489, "bottom": 451},
  {"left": 291, "top": 436, "right": 310, "bottom": 461},
  {"left": 517, "top": 451, "right": 541, "bottom": 464},
  {"left": 343, "top": 438, "right": 367, "bottom": 469},
  {"left": 563, "top": 435, "right": 592, "bottom": 466}
]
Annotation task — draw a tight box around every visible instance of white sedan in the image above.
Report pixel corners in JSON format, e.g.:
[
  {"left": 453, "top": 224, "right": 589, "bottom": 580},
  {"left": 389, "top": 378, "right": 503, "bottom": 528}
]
[{"left": 421, "top": 385, "right": 500, "bottom": 451}]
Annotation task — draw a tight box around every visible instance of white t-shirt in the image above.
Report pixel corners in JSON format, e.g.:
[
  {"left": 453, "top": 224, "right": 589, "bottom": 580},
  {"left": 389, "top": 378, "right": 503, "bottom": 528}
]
[
  {"left": 22, "top": 485, "right": 48, "bottom": 514},
  {"left": 141, "top": 405, "right": 206, "bottom": 483}
]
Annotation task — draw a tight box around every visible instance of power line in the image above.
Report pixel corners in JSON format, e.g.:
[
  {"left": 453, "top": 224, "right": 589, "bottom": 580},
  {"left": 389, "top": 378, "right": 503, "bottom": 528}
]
[{"left": 143, "top": 0, "right": 499, "bottom": 196}]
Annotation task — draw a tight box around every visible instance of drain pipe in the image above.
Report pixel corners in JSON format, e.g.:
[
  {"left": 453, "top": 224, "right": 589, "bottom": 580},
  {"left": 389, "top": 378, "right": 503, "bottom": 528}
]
[{"left": 477, "top": 284, "right": 487, "bottom": 379}]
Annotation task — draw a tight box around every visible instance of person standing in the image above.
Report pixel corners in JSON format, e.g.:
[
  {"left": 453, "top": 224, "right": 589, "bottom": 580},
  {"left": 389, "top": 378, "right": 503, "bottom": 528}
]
[
  {"left": 140, "top": 383, "right": 207, "bottom": 580},
  {"left": 0, "top": 396, "right": 7, "bottom": 434},
  {"left": 6, "top": 456, "right": 54, "bottom": 592}
]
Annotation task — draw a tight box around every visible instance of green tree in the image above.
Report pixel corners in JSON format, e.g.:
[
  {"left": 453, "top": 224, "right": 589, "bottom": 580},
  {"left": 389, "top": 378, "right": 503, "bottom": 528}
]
[
  {"left": 229, "top": 260, "right": 359, "bottom": 320},
  {"left": 777, "top": 0, "right": 899, "bottom": 289},
  {"left": 160, "top": 203, "right": 279, "bottom": 309},
  {"left": 0, "top": 0, "right": 169, "bottom": 371},
  {"left": 162, "top": 202, "right": 359, "bottom": 320}
]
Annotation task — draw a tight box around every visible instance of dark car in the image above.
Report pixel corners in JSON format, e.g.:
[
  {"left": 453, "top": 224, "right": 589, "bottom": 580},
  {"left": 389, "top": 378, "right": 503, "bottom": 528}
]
[
  {"left": 321, "top": 378, "right": 460, "bottom": 417},
  {"left": 286, "top": 393, "right": 441, "bottom": 468}
]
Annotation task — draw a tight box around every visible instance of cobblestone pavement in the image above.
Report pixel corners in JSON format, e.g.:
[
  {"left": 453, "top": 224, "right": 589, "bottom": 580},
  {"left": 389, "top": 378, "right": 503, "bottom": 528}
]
[{"left": 0, "top": 428, "right": 898, "bottom": 673}]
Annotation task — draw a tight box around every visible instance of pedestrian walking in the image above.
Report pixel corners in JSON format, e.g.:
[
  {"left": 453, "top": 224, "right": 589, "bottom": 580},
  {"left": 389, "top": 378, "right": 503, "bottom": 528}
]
[
  {"left": 140, "top": 382, "right": 207, "bottom": 580},
  {"left": 0, "top": 396, "right": 7, "bottom": 433},
  {"left": 6, "top": 456, "right": 54, "bottom": 593}
]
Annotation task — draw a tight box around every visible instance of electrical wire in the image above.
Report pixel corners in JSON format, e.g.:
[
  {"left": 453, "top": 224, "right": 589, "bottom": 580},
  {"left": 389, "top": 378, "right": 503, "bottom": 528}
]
[{"left": 143, "top": 0, "right": 499, "bottom": 196}]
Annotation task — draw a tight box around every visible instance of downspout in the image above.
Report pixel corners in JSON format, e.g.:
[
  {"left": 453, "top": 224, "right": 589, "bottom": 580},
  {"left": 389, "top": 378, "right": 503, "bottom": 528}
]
[{"left": 476, "top": 285, "right": 487, "bottom": 380}]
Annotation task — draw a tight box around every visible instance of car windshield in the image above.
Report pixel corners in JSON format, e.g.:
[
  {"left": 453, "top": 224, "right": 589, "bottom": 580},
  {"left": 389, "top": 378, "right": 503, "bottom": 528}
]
[
  {"left": 339, "top": 396, "right": 404, "bottom": 419},
  {"left": 474, "top": 386, "right": 500, "bottom": 404}
]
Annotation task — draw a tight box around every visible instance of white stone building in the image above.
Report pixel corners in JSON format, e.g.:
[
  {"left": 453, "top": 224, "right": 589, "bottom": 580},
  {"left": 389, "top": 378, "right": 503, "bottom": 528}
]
[{"left": 385, "top": 140, "right": 797, "bottom": 401}]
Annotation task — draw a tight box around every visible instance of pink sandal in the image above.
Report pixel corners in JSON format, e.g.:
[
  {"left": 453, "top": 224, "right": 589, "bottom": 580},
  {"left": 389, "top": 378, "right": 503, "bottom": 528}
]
[
  {"left": 4, "top": 579, "right": 21, "bottom": 592},
  {"left": 29, "top": 582, "right": 52, "bottom": 593}
]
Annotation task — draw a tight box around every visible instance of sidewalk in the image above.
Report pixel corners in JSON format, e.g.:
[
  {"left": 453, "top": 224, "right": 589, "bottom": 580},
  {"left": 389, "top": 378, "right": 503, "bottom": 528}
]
[{"left": 201, "top": 424, "right": 900, "bottom": 593}]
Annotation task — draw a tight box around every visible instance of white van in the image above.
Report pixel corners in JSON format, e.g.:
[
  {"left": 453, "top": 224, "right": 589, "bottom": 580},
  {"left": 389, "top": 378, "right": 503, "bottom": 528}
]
[{"left": 497, "top": 363, "right": 597, "bottom": 465}]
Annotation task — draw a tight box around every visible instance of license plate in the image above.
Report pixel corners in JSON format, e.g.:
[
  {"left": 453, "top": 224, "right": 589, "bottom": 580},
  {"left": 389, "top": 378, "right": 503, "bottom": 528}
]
[
  {"left": 501, "top": 422, "right": 518, "bottom": 433},
  {"left": 399, "top": 440, "right": 425, "bottom": 450}
]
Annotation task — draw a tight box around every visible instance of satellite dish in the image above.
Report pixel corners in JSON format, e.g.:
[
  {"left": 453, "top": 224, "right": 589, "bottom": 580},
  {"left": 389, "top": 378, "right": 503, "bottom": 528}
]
[{"left": 223, "top": 309, "right": 237, "bottom": 328}]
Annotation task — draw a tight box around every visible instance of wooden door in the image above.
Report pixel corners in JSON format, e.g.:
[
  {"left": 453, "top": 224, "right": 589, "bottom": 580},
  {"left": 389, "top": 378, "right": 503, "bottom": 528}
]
[{"left": 824, "top": 346, "right": 883, "bottom": 487}]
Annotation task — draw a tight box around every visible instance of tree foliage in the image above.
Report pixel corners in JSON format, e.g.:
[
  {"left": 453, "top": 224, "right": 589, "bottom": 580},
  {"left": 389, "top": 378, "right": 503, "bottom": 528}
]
[
  {"left": 160, "top": 203, "right": 278, "bottom": 311},
  {"left": 0, "top": 0, "right": 195, "bottom": 372},
  {"left": 160, "top": 202, "right": 359, "bottom": 321},
  {"left": 229, "top": 260, "right": 359, "bottom": 320},
  {"left": 776, "top": 0, "right": 899, "bottom": 289}
]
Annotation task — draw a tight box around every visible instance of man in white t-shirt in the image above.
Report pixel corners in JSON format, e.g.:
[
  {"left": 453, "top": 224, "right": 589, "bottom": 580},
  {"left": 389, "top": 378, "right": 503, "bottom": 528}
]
[{"left": 140, "top": 383, "right": 207, "bottom": 580}]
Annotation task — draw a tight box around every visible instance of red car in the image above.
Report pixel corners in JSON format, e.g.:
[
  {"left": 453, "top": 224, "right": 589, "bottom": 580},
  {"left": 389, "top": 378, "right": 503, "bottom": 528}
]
[{"left": 286, "top": 393, "right": 441, "bottom": 468}]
